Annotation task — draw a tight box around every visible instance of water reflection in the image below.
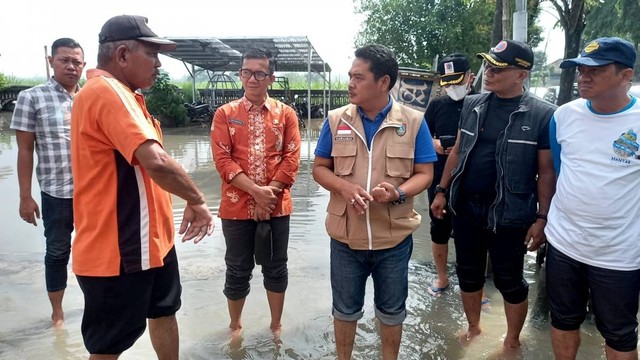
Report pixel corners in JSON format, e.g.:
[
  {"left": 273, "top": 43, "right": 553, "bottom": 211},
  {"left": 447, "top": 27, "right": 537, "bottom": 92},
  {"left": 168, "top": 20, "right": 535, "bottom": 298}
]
[{"left": 0, "top": 122, "right": 611, "bottom": 359}]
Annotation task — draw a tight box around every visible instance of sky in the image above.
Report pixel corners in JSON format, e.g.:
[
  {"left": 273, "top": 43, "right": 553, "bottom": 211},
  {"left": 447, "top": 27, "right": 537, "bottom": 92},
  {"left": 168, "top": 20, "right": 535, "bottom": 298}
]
[
  {"left": 1, "top": 0, "right": 564, "bottom": 80},
  {"left": 0, "top": 0, "right": 365, "bottom": 79}
]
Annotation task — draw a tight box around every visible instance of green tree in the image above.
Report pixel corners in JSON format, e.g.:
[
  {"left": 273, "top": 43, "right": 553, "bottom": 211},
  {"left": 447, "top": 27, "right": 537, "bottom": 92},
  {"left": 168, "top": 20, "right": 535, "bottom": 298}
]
[
  {"left": 355, "top": 0, "right": 493, "bottom": 71},
  {"left": 0, "top": 73, "right": 6, "bottom": 89},
  {"left": 354, "top": 0, "right": 544, "bottom": 73},
  {"left": 584, "top": 0, "right": 640, "bottom": 80},
  {"left": 146, "top": 71, "right": 189, "bottom": 127},
  {"left": 531, "top": 50, "right": 551, "bottom": 87},
  {"left": 548, "top": 0, "right": 600, "bottom": 105},
  {"left": 584, "top": 0, "right": 640, "bottom": 45}
]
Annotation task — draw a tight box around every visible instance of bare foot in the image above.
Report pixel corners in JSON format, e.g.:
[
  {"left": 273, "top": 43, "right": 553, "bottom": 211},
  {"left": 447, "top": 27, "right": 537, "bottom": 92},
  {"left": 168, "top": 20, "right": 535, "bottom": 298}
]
[
  {"left": 271, "top": 324, "right": 282, "bottom": 339},
  {"left": 488, "top": 342, "right": 522, "bottom": 360},
  {"left": 228, "top": 329, "right": 243, "bottom": 351},
  {"left": 229, "top": 326, "right": 242, "bottom": 339},
  {"left": 457, "top": 327, "right": 481, "bottom": 344},
  {"left": 52, "top": 314, "right": 65, "bottom": 330},
  {"left": 502, "top": 337, "right": 521, "bottom": 350}
]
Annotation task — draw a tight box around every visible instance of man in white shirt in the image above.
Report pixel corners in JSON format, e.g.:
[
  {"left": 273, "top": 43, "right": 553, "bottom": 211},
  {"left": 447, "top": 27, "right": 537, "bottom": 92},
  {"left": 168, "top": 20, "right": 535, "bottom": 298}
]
[{"left": 546, "top": 37, "right": 640, "bottom": 360}]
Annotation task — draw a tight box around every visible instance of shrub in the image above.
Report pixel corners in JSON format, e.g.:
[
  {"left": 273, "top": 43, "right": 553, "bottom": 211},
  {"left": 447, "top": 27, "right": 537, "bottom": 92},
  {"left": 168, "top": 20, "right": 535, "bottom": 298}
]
[{"left": 146, "top": 71, "right": 189, "bottom": 127}]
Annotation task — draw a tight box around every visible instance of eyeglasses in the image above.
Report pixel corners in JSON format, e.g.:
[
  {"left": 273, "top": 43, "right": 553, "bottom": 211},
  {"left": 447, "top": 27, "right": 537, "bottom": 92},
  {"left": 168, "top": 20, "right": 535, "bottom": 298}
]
[
  {"left": 483, "top": 61, "right": 520, "bottom": 75},
  {"left": 239, "top": 69, "right": 271, "bottom": 81}
]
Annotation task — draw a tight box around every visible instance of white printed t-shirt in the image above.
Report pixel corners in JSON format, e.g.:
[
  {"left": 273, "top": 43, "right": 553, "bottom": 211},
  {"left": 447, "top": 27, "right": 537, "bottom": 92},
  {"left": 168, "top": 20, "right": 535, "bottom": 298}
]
[{"left": 546, "top": 96, "right": 640, "bottom": 271}]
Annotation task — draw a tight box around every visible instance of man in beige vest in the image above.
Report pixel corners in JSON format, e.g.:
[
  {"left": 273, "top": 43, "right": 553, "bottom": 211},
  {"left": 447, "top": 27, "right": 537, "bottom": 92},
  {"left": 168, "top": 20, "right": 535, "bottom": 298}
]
[{"left": 312, "top": 44, "right": 437, "bottom": 360}]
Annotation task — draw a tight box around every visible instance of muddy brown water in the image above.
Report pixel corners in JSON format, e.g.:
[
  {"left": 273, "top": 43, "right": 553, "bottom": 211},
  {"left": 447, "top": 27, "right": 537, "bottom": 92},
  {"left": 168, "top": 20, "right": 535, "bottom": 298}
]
[{"left": 0, "top": 114, "right": 612, "bottom": 359}]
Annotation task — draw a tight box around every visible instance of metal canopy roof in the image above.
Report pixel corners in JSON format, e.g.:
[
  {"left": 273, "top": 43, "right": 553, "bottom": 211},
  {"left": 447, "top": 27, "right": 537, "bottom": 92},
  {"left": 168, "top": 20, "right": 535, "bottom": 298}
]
[{"left": 161, "top": 36, "right": 331, "bottom": 73}]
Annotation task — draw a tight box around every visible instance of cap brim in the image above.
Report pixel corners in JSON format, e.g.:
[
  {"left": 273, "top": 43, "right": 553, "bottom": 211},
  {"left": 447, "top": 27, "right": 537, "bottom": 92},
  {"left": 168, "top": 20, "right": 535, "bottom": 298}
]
[
  {"left": 139, "top": 37, "right": 177, "bottom": 52},
  {"left": 559, "top": 57, "right": 614, "bottom": 69},
  {"left": 476, "top": 53, "right": 511, "bottom": 68},
  {"left": 439, "top": 72, "right": 465, "bottom": 86}
]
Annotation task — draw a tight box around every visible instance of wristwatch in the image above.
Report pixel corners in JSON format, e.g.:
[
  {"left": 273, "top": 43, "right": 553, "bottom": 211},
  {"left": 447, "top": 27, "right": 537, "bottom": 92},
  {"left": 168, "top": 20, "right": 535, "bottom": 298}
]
[
  {"left": 434, "top": 185, "right": 447, "bottom": 195},
  {"left": 391, "top": 187, "right": 406, "bottom": 205}
]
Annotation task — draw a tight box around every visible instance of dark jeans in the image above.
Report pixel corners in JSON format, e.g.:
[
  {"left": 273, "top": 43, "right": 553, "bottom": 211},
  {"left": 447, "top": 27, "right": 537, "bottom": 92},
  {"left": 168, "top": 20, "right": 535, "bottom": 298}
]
[
  {"left": 221, "top": 216, "right": 290, "bottom": 300},
  {"left": 41, "top": 191, "right": 74, "bottom": 292},
  {"left": 546, "top": 243, "right": 640, "bottom": 352}
]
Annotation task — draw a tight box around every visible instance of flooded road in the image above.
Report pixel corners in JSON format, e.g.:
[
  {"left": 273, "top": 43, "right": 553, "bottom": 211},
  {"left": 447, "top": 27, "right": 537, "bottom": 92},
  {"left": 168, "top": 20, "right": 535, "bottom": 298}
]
[{"left": 0, "top": 118, "right": 611, "bottom": 359}]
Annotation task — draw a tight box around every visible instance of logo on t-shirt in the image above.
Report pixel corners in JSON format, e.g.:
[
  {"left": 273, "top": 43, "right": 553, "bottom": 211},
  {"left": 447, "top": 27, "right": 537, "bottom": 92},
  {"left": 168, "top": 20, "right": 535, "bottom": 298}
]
[{"left": 611, "top": 129, "right": 639, "bottom": 166}]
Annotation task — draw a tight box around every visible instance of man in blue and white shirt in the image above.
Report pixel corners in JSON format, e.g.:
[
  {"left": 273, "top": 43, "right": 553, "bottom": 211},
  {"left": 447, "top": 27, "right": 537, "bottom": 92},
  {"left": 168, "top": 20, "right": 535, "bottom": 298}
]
[
  {"left": 546, "top": 37, "right": 640, "bottom": 359},
  {"left": 10, "top": 38, "right": 85, "bottom": 329}
]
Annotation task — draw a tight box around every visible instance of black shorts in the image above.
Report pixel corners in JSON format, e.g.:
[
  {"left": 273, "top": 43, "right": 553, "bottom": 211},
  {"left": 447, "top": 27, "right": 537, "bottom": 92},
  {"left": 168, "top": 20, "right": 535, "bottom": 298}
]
[
  {"left": 427, "top": 175, "right": 453, "bottom": 245},
  {"left": 76, "top": 246, "right": 182, "bottom": 355},
  {"left": 452, "top": 197, "right": 529, "bottom": 304},
  {"left": 222, "top": 216, "right": 290, "bottom": 300},
  {"left": 546, "top": 243, "right": 640, "bottom": 352}
]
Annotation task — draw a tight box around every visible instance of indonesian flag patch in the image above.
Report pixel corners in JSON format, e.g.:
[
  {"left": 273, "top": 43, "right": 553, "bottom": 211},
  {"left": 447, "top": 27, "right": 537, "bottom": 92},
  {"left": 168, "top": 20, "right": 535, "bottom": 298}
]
[{"left": 337, "top": 124, "right": 352, "bottom": 135}]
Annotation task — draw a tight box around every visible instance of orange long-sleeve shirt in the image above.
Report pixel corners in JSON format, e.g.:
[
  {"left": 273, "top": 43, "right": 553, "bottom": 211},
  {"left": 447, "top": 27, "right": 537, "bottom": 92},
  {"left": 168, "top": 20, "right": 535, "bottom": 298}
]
[{"left": 211, "top": 96, "right": 301, "bottom": 219}]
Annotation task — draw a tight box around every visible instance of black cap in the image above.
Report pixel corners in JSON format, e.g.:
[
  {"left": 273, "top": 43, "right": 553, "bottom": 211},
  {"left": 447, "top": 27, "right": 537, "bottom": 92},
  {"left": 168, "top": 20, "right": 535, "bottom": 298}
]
[
  {"left": 437, "top": 53, "right": 470, "bottom": 86},
  {"left": 99, "top": 15, "right": 176, "bottom": 52},
  {"left": 560, "top": 37, "right": 636, "bottom": 69},
  {"left": 477, "top": 39, "right": 533, "bottom": 70}
]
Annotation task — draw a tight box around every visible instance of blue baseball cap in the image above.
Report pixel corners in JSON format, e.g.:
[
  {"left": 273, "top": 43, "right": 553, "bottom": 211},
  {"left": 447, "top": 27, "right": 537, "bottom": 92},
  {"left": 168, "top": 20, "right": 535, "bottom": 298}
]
[{"left": 560, "top": 37, "right": 636, "bottom": 69}]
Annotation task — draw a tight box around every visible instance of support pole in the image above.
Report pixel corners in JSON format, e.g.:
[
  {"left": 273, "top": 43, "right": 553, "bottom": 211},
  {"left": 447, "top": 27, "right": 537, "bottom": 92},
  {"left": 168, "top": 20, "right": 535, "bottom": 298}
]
[{"left": 44, "top": 46, "right": 50, "bottom": 79}]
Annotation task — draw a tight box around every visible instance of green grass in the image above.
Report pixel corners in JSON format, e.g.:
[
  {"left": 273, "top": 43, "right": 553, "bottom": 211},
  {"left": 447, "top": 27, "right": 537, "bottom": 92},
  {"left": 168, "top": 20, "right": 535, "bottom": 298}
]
[{"left": 1, "top": 74, "right": 45, "bottom": 88}]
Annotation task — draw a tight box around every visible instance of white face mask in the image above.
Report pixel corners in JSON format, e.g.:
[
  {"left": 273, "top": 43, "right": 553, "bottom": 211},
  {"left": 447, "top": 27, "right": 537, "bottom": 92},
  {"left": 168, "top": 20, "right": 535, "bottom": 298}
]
[{"left": 445, "top": 82, "right": 471, "bottom": 101}]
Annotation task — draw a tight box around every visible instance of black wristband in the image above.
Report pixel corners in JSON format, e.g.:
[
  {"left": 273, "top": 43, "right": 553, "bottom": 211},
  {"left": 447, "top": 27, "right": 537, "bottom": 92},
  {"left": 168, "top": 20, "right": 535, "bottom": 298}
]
[
  {"left": 390, "top": 187, "right": 406, "bottom": 205},
  {"left": 536, "top": 213, "right": 547, "bottom": 221},
  {"left": 434, "top": 184, "right": 447, "bottom": 195}
]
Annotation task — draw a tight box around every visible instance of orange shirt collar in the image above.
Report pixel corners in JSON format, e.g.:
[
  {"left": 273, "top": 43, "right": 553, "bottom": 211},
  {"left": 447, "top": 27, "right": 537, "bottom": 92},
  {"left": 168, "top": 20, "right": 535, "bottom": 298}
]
[{"left": 240, "top": 95, "right": 274, "bottom": 112}]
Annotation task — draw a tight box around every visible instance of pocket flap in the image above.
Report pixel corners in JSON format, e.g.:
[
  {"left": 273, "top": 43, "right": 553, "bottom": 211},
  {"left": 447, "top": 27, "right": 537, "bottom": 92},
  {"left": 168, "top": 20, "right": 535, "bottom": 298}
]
[
  {"left": 386, "top": 145, "right": 414, "bottom": 159},
  {"left": 331, "top": 142, "right": 357, "bottom": 157}
]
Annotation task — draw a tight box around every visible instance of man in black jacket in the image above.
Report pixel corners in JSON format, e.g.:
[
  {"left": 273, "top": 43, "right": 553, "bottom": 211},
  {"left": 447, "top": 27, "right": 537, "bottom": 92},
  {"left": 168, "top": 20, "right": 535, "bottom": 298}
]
[{"left": 431, "top": 40, "right": 556, "bottom": 352}]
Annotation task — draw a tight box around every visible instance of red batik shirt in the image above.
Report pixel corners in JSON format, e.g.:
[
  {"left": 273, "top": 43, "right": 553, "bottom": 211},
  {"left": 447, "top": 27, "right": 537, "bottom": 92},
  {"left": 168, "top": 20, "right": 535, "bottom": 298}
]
[{"left": 211, "top": 96, "right": 301, "bottom": 219}]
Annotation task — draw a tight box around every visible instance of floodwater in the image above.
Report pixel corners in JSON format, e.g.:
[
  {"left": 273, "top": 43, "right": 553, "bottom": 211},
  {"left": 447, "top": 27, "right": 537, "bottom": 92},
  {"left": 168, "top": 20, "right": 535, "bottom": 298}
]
[{"left": 0, "top": 116, "right": 611, "bottom": 359}]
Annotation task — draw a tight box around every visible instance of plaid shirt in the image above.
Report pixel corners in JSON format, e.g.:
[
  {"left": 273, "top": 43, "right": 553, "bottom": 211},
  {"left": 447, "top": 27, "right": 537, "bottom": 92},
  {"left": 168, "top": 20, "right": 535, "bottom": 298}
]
[{"left": 10, "top": 78, "right": 76, "bottom": 198}]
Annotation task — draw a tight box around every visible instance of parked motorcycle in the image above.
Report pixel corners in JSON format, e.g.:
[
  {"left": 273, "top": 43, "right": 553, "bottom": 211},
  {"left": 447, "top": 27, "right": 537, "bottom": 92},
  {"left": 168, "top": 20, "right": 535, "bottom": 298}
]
[
  {"left": 184, "top": 101, "right": 215, "bottom": 123},
  {"left": 288, "top": 99, "right": 306, "bottom": 128},
  {"left": 293, "top": 97, "right": 325, "bottom": 121}
]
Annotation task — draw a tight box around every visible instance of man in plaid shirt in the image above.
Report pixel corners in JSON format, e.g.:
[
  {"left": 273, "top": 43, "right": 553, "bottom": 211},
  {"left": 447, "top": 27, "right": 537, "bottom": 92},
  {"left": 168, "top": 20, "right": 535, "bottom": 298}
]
[{"left": 10, "top": 37, "right": 85, "bottom": 329}]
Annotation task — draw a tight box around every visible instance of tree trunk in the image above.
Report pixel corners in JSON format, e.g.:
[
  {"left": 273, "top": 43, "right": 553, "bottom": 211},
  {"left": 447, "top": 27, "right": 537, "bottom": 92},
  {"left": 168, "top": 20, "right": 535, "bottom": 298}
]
[
  {"left": 492, "top": 0, "right": 503, "bottom": 46},
  {"left": 554, "top": 0, "right": 586, "bottom": 105},
  {"left": 502, "top": 0, "right": 511, "bottom": 40},
  {"left": 557, "top": 31, "right": 581, "bottom": 105}
]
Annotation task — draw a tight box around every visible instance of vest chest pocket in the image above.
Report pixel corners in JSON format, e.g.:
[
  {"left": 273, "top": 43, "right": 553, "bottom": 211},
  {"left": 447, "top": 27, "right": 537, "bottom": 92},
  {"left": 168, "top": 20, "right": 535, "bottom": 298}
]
[
  {"left": 386, "top": 144, "right": 414, "bottom": 179},
  {"left": 331, "top": 142, "right": 357, "bottom": 176}
]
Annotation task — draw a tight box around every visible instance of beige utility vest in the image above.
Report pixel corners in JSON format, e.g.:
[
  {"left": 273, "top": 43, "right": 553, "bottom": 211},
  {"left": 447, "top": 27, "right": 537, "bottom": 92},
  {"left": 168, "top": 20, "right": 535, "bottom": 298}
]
[{"left": 325, "top": 101, "right": 422, "bottom": 250}]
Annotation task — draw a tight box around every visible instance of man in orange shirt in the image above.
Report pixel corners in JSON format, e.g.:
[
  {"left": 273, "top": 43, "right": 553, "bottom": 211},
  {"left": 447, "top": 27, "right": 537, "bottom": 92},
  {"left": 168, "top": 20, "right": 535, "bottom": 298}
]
[
  {"left": 71, "top": 15, "right": 214, "bottom": 359},
  {"left": 211, "top": 48, "right": 301, "bottom": 337}
]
